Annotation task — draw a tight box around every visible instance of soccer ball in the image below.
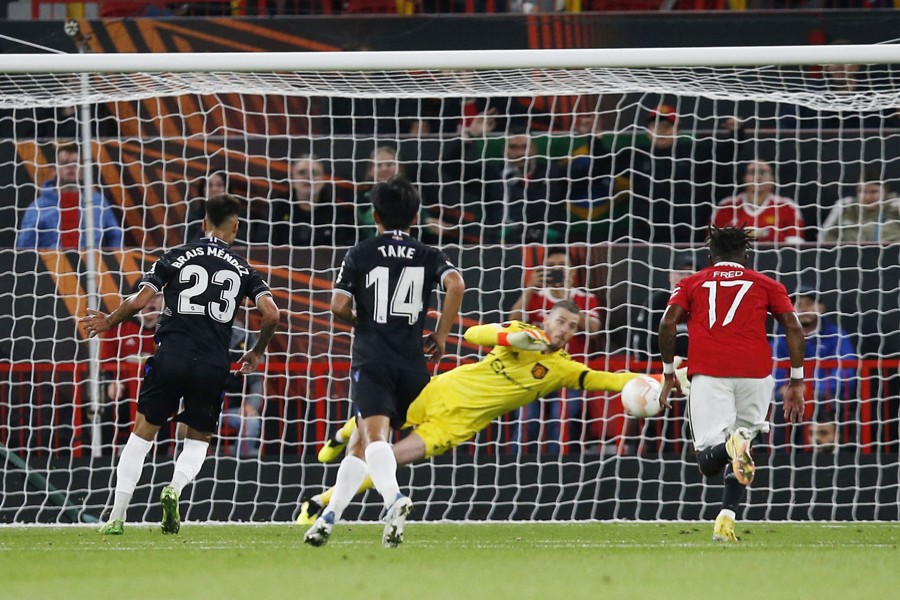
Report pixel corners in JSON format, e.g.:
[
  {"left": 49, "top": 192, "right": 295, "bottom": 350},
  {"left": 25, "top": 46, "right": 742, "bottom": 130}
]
[{"left": 620, "top": 375, "right": 663, "bottom": 419}]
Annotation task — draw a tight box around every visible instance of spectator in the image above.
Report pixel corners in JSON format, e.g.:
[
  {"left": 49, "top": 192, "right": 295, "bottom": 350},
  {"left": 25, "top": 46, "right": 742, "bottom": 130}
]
[
  {"left": 560, "top": 113, "right": 631, "bottom": 243},
  {"left": 356, "top": 146, "right": 403, "bottom": 240},
  {"left": 820, "top": 169, "right": 900, "bottom": 244},
  {"left": 184, "top": 171, "right": 228, "bottom": 242},
  {"left": 771, "top": 285, "right": 857, "bottom": 450},
  {"left": 267, "top": 154, "right": 355, "bottom": 247},
  {"left": 100, "top": 292, "right": 163, "bottom": 451},
  {"left": 17, "top": 143, "right": 123, "bottom": 249},
  {"left": 811, "top": 418, "right": 838, "bottom": 455},
  {"left": 508, "top": 247, "right": 602, "bottom": 453},
  {"left": 613, "top": 105, "right": 740, "bottom": 244},
  {"left": 712, "top": 159, "right": 805, "bottom": 244},
  {"left": 220, "top": 321, "right": 264, "bottom": 458},
  {"left": 439, "top": 107, "right": 505, "bottom": 244},
  {"left": 630, "top": 253, "right": 695, "bottom": 362},
  {"left": 490, "top": 129, "right": 565, "bottom": 244}
]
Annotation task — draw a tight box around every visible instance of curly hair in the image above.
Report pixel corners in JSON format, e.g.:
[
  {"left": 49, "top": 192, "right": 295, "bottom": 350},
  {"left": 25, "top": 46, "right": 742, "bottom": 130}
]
[{"left": 707, "top": 225, "right": 754, "bottom": 261}]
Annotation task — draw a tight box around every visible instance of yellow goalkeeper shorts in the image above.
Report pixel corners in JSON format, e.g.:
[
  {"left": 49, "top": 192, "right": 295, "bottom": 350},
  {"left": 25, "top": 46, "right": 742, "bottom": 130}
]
[{"left": 403, "top": 386, "right": 479, "bottom": 458}]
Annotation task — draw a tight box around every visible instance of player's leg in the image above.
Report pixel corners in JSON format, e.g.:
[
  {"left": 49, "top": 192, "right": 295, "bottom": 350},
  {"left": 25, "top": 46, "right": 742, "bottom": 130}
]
[
  {"left": 714, "top": 376, "right": 776, "bottom": 541},
  {"left": 101, "top": 354, "right": 181, "bottom": 534},
  {"left": 298, "top": 429, "right": 429, "bottom": 526},
  {"left": 100, "top": 413, "right": 160, "bottom": 534},
  {"left": 687, "top": 376, "right": 743, "bottom": 541},
  {"left": 160, "top": 364, "right": 228, "bottom": 534}
]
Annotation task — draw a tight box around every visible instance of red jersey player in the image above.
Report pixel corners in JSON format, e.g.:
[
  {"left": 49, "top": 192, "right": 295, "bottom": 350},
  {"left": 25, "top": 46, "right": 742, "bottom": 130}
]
[
  {"left": 658, "top": 226, "right": 805, "bottom": 542},
  {"left": 711, "top": 159, "right": 805, "bottom": 244}
]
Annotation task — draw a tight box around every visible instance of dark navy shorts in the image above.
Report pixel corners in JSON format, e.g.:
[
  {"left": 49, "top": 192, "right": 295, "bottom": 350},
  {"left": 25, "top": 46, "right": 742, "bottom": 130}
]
[{"left": 137, "top": 351, "right": 230, "bottom": 433}]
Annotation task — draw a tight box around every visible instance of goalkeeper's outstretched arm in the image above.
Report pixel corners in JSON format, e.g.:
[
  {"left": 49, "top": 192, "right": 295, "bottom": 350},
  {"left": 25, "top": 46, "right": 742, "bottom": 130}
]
[{"left": 463, "top": 322, "right": 550, "bottom": 352}]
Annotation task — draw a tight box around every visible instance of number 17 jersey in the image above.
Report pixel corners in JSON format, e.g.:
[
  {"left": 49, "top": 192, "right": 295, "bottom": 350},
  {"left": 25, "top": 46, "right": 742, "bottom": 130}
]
[
  {"left": 334, "top": 230, "right": 458, "bottom": 366},
  {"left": 667, "top": 261, "right": 794, "bottom": 378}
]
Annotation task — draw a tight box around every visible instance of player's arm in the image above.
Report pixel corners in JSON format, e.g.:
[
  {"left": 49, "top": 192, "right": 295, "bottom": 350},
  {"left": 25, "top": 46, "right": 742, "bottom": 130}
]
[
  {"left": 331, "top": 291, "right": 358, "bottom": 327},
  {"left": 774, "top": 311, "right": 805, "bottom": 423},
  {"left": 79, "top": 284, "right": 156, "bottom": 338},
  {"left": 424, "top": 270, "right": 465, "bottom": 362},
  {"left": 463, "top": 322, "right": 549, "bottom": 352},
  {"left": 657, "top": 303, "right": 685, "bottom": 410},
  {"left": 238, "top": 294, "right": 281, "bottom": 374}
]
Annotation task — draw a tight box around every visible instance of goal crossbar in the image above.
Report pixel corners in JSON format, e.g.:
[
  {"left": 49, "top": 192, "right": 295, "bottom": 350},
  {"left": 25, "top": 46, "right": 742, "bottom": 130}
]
[{"left": 3, "top": 45, "right": 900, "bottom": 74}]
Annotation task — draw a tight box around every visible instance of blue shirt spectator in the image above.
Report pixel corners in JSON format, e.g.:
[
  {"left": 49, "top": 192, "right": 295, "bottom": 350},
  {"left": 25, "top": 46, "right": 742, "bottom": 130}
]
[
  {"left": 16, "top": 144, "right": 123, "bottom": 249},
  {"left": 16, "top": 180, "right": 123, "bottom": 249},
  {"left": 771, "top": 286, "right": 857, "bottom": 450}
]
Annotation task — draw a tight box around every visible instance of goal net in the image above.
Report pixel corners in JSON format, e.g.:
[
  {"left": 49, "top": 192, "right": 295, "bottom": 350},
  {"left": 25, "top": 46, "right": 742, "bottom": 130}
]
[{"left": 1, "top": 47, "right": 899, "bottom": 524}]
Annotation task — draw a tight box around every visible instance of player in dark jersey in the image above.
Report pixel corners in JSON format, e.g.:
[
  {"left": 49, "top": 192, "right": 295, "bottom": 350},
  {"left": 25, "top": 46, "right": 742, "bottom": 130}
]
[
  {"left": 304, "top": 177, "right": 465, "bottom": 548},
  {"left": 658, "top": 226, "right": 805, "bottom": 542},
  {"left": 80, "top": 194, "right": 280, "bottom": 536}
]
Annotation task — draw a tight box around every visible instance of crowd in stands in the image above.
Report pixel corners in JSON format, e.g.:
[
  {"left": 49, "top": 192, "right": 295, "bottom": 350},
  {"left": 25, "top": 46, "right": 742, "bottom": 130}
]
[{"left": 16, "top": 100, "right": 900, "bottom": 253}]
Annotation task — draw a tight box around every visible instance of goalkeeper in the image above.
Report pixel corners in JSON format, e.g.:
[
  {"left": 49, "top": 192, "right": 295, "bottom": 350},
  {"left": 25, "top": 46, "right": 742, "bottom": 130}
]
[{"left": 298, "top": 299, "right": 678, "bottom": 525}]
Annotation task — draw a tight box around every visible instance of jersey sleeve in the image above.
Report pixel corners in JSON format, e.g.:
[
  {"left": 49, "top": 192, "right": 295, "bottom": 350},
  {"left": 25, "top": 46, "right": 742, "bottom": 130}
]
[
  {"left": 140, "top": 251, "right": 175, "bottom": 292},
  {"left": 246, "top": 268, "right": 272, "bottom": 304},
  {"left": 430, "top": 249, "right": 459, "bottom": 290},
  {"left": 581, "top": 369, "right": 639, "bottom": 392},
  {"left": 766, "top": 279, "right": 795, "bottom": 316},
  {"left": 333, "top": 247, "right": 358, "bottom": 297},
  {"left": 666, "top": 275, "right": 692, "bottom": 312},
  {"left": 463, "top": 321, "right": 526, "bottom": 347}
]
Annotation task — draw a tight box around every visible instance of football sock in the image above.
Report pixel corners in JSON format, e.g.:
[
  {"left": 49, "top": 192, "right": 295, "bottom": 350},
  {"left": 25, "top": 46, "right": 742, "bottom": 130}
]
[
  {"left": 319, "top": 473, "right": 374, "bottom": 509},
  {"left": 722, "top": 471, "right": 747, "bottom": 513},
  {"left": 717, "top": 508, "right": 737, "bottom": 521},
  {"left": 109, "top": 433, "right": 154, "bottom": 521},
  {"left": 170, "top": 438, "right": 210, "bottom": 496},
  {"left": 365, "top": 440, "right": 401, "bottom": 510},
  {"left": 697, "top": 442, "right": 730, "bottom": 477},
  {"left": 325, "top": 455, "right": 368, "bottom": 521}
]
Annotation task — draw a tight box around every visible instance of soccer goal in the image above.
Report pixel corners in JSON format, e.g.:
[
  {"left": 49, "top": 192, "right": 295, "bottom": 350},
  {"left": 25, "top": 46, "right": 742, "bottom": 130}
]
[{"left": 1, "top": 44, "right": 899, "bottom": 524}]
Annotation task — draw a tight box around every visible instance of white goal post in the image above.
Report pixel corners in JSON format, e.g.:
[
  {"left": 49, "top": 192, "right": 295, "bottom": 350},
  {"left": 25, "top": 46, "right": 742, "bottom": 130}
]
[{"left": 1, "top": 45, "right": 899, "bottom": 524}]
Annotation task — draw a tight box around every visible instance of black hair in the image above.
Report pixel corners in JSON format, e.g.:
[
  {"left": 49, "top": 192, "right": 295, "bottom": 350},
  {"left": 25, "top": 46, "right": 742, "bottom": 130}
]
[
  {"left": 707, "top": 225, "right": 754, "bottom": 261},
  {"left": 205, "top": 193, "right": 242, "bottom": 228},
  {"left": 551, "top": 299, "right": 581, "bottom": 317},
  {"left": 860, "top": 167, "right": 883, "bottom": 185},
  {"left": 56, "top": 142, "right": 79, "bottom": 158},
  {"left": 546, "top": 246, "right": 569, "bottom": 259},
  {"left": 199, "top": 171, "right": 229, "bottom": 199},
  {"left": 371, "top": 176, "right": 419, "bottom": 230}
]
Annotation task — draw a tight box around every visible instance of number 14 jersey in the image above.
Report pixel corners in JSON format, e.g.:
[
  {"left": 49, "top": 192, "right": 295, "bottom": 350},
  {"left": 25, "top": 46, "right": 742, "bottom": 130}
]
[
  {"left": 334, "top": 230, "right": 458, "bottom": 366},
  {"left": 667, "top": 261, "right": 794, "bottom": 378},
  {"left": 140, "top": 236, "right": 271, "bottom": 369}
]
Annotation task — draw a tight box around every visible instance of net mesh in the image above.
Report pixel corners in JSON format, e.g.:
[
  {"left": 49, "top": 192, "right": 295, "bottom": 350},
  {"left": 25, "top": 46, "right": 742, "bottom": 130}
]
[{"left": 1, "top": 56, "right": 899, "bottom": 524}]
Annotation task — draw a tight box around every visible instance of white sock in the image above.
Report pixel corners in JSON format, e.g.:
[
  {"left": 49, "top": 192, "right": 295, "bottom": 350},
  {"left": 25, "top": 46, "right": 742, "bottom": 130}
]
[
  {"left": 324, "top": 455, "right": 368, "bottom": 522},
  {"left": 109, "top": 434, "right": 153, "bottom": 521},
  {"left": 718, "top": 508, "right": 736, "bottom": 520},
  {"left": 365, "top": 440, "right": 401, "bottom": 510},
  {"left": 170, "top": 438, "right": 209, "bottom": 496}
]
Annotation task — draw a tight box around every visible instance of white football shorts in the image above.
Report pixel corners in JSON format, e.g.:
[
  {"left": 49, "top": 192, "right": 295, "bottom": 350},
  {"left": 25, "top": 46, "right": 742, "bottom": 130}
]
[{"left": 687, "top": 375, "right": 775, "bottom": 451}]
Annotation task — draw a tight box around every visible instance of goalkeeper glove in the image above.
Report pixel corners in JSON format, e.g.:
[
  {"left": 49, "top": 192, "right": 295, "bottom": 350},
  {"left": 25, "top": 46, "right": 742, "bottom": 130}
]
[{"left": 500, "top": 329, "right": 550, "bottom": 352}]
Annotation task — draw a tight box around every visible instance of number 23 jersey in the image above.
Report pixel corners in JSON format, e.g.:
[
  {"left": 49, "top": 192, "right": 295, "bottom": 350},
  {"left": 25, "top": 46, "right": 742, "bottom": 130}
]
[
  {"left": 334, "top": 230, "right": 458, "bottom": 366},
  {"left": 140, "top": 236, "right": 271, "bottom": 368},
  {"left": 667, "top": 261, "right": 794, "bottom": 379}
]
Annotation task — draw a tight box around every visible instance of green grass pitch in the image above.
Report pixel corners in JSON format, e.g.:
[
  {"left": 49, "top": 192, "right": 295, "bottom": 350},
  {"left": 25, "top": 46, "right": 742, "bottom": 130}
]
[{"left": 1, "top": 523, "right": 897, "bottom": 600}]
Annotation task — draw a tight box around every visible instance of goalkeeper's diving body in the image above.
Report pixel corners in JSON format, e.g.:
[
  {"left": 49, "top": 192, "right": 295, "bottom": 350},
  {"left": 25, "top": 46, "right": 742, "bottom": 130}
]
[{"left": 297, "top": 299, "right": 670, "bottom": 525}]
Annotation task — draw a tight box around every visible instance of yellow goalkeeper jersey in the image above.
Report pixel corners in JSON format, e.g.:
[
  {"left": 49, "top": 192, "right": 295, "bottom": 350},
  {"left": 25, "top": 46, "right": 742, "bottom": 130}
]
[{"left": 405, "top": 321, "right": 639, "bottom": 455}]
